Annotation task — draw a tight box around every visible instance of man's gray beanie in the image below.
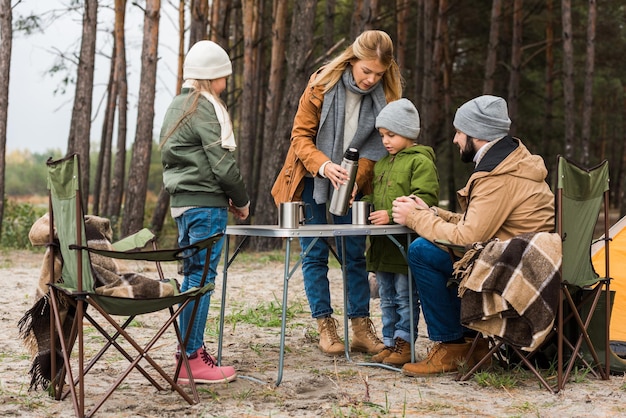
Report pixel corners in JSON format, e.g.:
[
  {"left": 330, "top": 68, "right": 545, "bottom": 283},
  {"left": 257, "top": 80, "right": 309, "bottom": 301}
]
[
  {"left": 453, "top": 95, "right": 511, "bottom": 141},
  {"left": 375, "top": 98, "right": 421, "bottom": 140}
]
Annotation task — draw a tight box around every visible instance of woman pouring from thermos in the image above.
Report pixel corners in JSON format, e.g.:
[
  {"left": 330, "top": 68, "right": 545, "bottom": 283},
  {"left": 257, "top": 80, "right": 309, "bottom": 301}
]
[{"left": 271, "top": 30, "right": 402, "bottom": 356}]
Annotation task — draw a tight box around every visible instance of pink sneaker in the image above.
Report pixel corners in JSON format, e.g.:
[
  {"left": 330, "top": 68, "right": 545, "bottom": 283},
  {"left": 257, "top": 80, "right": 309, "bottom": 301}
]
[{"left": 177, "top": 347, "right": 237, "bottom": 384}]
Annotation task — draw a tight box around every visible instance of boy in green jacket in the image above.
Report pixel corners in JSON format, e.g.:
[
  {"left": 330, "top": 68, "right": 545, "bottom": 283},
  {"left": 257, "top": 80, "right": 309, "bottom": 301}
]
[{"left": 365, "top": 98, "right": 439, "bottom": 366}]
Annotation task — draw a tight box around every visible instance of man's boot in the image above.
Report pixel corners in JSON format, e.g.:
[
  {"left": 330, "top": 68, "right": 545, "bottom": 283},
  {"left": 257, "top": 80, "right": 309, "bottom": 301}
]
[
  {"left": 316, "top": 316, "right": 345, "bottom": 356},
  {"left": 402, "top": 342, "right": 471, "bottom": 376},
  {"left": 383, "top": 337, "right": 412, "bottom": 367},
  {"left": 350, "top": 317, "right": 385, "bottom": 354}
]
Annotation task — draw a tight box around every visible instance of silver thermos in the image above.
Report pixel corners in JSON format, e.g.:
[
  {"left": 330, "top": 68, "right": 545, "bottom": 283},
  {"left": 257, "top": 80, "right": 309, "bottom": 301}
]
[{"left": 329, "top": 148, "right": 359, "bottom": 216}]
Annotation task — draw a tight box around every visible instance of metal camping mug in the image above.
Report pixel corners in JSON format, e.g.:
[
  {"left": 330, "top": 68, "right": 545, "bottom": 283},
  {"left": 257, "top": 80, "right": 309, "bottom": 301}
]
[
  {"left": 352, "top": 201, "right": 373, "bottom": 225},
  {"left": 278, "top": 201, "right": 307, "bottom": 229}
]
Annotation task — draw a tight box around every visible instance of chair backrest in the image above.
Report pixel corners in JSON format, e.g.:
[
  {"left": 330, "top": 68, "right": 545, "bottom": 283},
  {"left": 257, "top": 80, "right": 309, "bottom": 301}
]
[
  {"left": 556, "top": 155, "right": 609, "bottom": 287},
  {"left": 47, "top": 154, "right": 95, "bottom": 293}
]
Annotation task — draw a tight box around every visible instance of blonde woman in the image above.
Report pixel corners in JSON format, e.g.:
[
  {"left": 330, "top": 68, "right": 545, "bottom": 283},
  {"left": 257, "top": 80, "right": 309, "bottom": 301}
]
[{"left": 272, "top": 30, "right": 403, "bottom": 356}]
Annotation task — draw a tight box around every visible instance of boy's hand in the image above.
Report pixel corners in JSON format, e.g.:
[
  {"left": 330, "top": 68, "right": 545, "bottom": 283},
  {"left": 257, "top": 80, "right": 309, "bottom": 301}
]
[{"left": 369, "top": 209, "right": 389, "bottom": 225}]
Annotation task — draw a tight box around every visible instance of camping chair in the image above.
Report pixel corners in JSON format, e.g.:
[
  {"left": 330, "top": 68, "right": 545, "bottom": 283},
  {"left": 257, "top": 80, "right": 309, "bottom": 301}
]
[
  {"left": 554, "top": 155, "right": 611, "bottom": 390},
  {"left": 454, "top": 155, "right": 610, "bottom": 393},
  {"left": 45, "top": 154, "right": 223, "bottom": 417}
]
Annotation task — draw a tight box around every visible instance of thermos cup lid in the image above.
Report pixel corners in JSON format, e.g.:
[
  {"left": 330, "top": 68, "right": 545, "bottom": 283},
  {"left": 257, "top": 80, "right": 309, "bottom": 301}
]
[{"left": 344, "top": 148, "right": 359, "bottom": 161}]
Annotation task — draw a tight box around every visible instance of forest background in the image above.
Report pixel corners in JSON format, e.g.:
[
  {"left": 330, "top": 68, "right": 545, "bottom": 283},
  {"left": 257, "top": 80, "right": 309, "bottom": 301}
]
[{"left": 0, "top": 0, "right": 625, "bottom": 251}]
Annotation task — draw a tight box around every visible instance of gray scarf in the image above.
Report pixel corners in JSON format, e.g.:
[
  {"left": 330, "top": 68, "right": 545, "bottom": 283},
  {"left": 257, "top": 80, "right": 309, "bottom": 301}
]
[{"left": 313, "top": 69, "right": 387, "bottom": 204}]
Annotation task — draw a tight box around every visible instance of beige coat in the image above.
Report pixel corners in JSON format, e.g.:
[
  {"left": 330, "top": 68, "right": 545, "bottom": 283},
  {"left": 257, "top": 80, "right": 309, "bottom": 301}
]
[{"left": 405, "top": 138, "right": 555, "bottom": 246}]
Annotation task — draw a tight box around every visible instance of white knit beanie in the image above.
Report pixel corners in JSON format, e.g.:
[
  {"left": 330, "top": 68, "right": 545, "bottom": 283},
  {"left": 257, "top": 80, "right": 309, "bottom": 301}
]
[
  {"left": 453, "top": 95, "right": 511, "bottom": 141},
  {"left": 375, "top": 98, "right": 421, "bottom": 140},
  {"left": 183, "top": 40, "right": 232, "bottom": 80}
]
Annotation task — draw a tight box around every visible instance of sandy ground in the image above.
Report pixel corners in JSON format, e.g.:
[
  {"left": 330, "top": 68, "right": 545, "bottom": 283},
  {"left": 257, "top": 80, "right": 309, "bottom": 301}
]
[{"left": 2, "top": 248, "right": 626, "bottom": 417}]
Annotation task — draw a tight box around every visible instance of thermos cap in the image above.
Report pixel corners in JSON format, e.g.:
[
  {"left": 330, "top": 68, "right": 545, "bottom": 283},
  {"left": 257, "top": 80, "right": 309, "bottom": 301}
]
[{"left": 344, "top": 148, "right": 359, "bottom": 161}]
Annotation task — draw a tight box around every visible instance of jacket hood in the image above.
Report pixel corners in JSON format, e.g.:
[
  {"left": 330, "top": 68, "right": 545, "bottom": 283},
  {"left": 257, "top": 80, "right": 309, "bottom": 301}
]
[
  {"left": 475, "top": 137, "right": 547, "bottom": 184},
  {"left": 398, "top": 144, "right": 436, "bottom": 163}
]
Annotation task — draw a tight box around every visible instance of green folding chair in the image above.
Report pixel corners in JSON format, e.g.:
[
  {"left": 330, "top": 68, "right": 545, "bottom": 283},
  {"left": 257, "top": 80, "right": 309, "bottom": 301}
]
[
  {"left": 556, "top": 155, "right": 611, "bottom": 390},
  {"left": 46, "top": 154, "right": 222, "bottom": 417}
]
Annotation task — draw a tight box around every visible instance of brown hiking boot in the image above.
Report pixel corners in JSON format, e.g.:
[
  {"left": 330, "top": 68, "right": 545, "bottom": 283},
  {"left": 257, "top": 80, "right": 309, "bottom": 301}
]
[
  {"left": 383, "top": 338, "right": 412, "bottom": 367},
  {"left": 371, "top": 346, "right": 394, "bottom": 363},
  {"left": 402, "top": 342, "right": 471, "bottom": 376},
  {"left": 316, "top": 317, "right": 345, "bottom": 356},
  {"left": 350, "top": 317, "right": 385, "bottom": 354}
]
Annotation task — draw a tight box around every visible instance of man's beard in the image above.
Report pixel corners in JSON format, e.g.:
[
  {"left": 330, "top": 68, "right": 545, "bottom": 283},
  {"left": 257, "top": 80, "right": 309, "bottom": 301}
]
[{"left": 460, "top": 138, "right": 476, "bottom": 163}]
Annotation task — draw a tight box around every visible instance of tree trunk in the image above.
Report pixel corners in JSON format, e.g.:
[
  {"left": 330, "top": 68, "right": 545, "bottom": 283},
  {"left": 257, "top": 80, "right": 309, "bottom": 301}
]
[
  {"left": 324, "top": 0, "right": 336, "bottom": 50},
  {"left": 395, "top": 0, "right": 410, "bottom": 72},
  {"left": 122, "top": 0, "right": 160, "bottom": 236},
  {"left": 106, "top": 0, "right": 128, "bottom": 222},
  {"left": 176, "top": 0, "right": 185, "bottom": 94},
  {"left": 483, "top": 0, "right": 501, "bottom": 94},
  {"left": 420, "top": 0, "right": 434, "bottom": 144},
  {"left": 507, "top": 0, "right": 522, "bottom": 136},
  {"left": 413, "top": 0, "right": 424, "bottom": 101},
  {"left": 239, "top": 0, "right": 262, "bottom": 215},
  {"left": 581, "top": 0, "right": 596, "bottom": 165},
  {"left": 190, "top": 0, "right": 209, "bottom": 43},
  {"left": 150, "top": 185, "right": 169, "bottom": 235},
  {"left": 542, "top": 0, "right": 555, "bottom": 164},
  {"left": 0, "top": 0, "right": 12, "bottom": 239},
  {"left": 67, "top": 0, "right": 97, "bottom": 212},
  {"left": 561, "top": 0, "right": 575, "bottom": 159},
  {"left": 251, "top": 0, "right": 318, "bottom": 251},
  {"left": 93, "top": 39, "right": 117, "bottom": 216}
]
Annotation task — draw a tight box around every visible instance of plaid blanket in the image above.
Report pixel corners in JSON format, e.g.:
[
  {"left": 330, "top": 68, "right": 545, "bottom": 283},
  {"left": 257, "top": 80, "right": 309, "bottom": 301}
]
[
  {"left": 458, "top": 232, "right": 562, "bottom": 352},
  {"left": 18, "top": 214, "right": 177, "bottom": 390}
]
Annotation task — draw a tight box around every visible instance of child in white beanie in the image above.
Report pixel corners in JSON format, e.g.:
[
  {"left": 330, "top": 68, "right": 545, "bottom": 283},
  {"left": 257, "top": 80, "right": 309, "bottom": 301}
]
[
  {"left": 364, "top": 98, "right": 439, "bottom": 366},
  {"left": 159, "top": 40, "right": 250, "bottom": 385}
]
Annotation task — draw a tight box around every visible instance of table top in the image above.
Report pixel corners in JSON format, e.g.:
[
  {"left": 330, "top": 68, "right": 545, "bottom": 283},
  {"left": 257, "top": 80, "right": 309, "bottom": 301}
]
[{"left": 225, "top": 224, "right": 413, "bottom": 238}]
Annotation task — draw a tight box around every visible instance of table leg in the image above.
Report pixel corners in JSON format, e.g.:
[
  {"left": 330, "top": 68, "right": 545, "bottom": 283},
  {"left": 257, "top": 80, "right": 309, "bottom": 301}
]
[
  {"left": 217, "top": 235, "right": 230, "bottom": 365},
  {"left": 340, "top": 236, "right": 351, "bottom": 361},
  {"left": 275, "top": 237, "right": 292, "bottom": 386}
]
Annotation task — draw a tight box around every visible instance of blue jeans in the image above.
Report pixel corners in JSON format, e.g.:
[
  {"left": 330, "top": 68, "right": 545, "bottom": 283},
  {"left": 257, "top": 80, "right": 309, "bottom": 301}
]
[
  {"left": 407, "top": 237, "right": 465, "bottom": 342},
  {"left": 300, "top": 177, "right": 370, "bottom": 319},
  {"left": 175, "top": 207, "right": 227, "bottom": 355},
  {"left": 376, "top": 271, "right": 420, "bottom": 346}
]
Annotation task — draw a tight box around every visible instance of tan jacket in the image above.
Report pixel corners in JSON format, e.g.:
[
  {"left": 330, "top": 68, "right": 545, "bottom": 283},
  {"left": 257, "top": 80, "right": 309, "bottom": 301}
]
[
  {"left": 405, "top": 137, "right": 555, "bottom": 245},
  {"left": 271, "top": 73, "right": 375, "bottom": 206}
]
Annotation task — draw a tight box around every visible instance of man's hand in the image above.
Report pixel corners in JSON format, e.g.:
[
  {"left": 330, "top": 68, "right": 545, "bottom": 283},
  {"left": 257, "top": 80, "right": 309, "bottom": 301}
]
[{"left": 392, "top": 195, "right": 426, "bottom": 225}]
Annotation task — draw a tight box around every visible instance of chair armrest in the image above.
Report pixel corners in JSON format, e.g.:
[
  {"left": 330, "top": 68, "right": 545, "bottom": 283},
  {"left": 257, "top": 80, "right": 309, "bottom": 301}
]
[
  {"left": 112, "top": 228, "right": 156, "bottom": 252},
  {"left": 71, "top": 232, "right": 224, "bottom": 262}
]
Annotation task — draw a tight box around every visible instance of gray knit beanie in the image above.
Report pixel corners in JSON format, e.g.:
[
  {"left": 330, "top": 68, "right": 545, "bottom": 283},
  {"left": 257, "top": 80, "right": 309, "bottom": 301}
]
[
  {"left": 453, "top": 95, "right": 511, "bottom": 141},
  {"left": 375, "top": 98, "right": 421, "bottom": 140},
  {"left": 183, "top": 40, "right": 232, "bottom": 80}
]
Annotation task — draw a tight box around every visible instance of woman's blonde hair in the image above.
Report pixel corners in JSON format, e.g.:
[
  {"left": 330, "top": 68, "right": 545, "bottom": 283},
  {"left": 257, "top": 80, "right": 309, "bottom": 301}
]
[
  {"left": 312, "top": 30, "right": 402, "bottom": 102},
  {"left": 160, "top": 79, "right": 221, "bottom": 147}
]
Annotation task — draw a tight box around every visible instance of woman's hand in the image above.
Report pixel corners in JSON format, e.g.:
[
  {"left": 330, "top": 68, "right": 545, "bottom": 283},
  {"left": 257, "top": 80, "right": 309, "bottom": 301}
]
[{"left": 324, "top": 162, "right": 349, "bottom": 190}]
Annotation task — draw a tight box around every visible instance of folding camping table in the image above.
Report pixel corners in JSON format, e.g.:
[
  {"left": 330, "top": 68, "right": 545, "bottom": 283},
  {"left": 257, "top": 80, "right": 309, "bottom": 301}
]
[{"left": 216, "top": 224, "right": 415, "bottom": 386}]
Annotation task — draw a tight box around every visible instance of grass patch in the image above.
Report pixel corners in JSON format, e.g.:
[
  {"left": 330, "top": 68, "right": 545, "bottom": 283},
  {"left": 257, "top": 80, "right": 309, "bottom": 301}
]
[{"left": 224, "top": 299, "right": 306, "bottom": 329}]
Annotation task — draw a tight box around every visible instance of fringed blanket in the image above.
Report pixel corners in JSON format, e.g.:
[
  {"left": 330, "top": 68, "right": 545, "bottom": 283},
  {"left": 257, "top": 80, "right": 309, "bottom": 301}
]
[
  {"left": 458, "top": 232, "right": 562, "bottom": 352},
  {"left": 18, "top": 214, "right": 178, "bottom": 390}
]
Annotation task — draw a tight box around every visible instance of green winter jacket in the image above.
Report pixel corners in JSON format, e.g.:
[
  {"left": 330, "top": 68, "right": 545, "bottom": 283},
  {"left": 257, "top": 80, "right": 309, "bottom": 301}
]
[
  {"left": 365, "top": 144, "right": 439, "bottom": 274},
  {"left": 160, "top": 88, "right": 250, "bottom": 209}
]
